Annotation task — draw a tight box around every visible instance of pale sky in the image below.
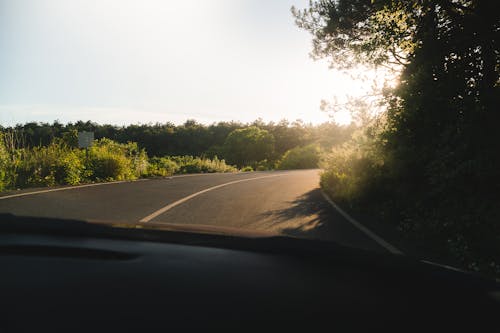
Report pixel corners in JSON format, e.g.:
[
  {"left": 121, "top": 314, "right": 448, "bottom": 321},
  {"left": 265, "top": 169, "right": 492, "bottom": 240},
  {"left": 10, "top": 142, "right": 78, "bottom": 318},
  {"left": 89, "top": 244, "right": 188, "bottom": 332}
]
[{"left": 0, "top": 0, "right": 379, "bottom": 126}]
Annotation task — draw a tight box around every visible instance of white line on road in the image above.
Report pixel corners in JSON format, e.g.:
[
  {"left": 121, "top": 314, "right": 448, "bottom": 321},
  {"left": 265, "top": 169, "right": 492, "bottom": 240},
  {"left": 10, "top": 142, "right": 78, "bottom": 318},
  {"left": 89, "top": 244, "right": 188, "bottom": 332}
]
[
  {"left": 0, "top": 172, "right": 258, "bottom": 200},
  {"left": 0, "top": 179, "right": 150, "bottom": 200},
  {"left": 321, "top": 190, "right": 403, "bottom": 255},
  {"left": 139, "top": 174, "right": 285, "bottom": 223}
]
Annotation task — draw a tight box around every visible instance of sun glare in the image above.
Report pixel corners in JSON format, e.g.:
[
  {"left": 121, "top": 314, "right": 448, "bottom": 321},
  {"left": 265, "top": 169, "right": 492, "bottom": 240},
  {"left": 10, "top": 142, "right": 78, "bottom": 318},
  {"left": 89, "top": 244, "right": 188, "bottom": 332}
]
[{"left": 318, "top": 64, "right": 400, "bottom": 125}]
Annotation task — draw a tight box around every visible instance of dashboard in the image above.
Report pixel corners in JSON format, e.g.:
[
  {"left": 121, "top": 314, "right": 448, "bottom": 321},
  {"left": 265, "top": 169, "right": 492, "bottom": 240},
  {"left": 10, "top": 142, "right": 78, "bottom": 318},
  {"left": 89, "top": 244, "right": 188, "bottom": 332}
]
[{"left": 1, "top": 214, "right": 499, "bottom": 331}]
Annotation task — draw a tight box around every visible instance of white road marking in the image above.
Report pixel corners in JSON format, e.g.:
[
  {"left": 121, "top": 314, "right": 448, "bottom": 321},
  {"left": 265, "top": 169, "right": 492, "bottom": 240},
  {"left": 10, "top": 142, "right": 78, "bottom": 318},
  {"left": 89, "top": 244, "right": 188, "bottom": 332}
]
[
  {"left": 0, "top": 172, "right": 255, "bottom": 200},
  {"left": 321, "top": 190, "right": 403, "bottom": 255},
  {"left": 139, "top": 174, "right": 285, "bottom": 222},
  {"left": 0, "top": 179, "right": 149, "bottom": 200}
]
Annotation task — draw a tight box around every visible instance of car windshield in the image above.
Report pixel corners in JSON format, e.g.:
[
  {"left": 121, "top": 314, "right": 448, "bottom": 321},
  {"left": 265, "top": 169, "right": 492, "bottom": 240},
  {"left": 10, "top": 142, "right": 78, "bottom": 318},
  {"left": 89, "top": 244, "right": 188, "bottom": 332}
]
[{"left": 0, "top": 0, "right": 498, "bottom": 279}]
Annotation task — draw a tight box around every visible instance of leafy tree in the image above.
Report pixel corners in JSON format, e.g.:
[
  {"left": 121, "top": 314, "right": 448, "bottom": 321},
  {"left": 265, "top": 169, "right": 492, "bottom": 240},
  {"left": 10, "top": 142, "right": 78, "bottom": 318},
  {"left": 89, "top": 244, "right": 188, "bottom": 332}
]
[
  {"left": 294, "top": 0, "right": 500, "bottom": 274},
  {"left": 61, "top": 130, "right": 78, "bottom": 148},
  {"left": 267, "top": 119, "right": 311, "bottom": 156},
  {"left": 223, "top": 126, "right": 275, "bottom": 168},
  {"left": 277, "top": 144, "right": 321, "bottom": 170}
]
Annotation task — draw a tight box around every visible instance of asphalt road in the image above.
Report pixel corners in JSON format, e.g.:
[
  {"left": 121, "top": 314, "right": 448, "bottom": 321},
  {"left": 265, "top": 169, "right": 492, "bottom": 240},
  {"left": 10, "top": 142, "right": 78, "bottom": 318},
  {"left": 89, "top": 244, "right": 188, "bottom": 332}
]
[{"left": 0, "top": 170, "right": 388, "bottom": 253}]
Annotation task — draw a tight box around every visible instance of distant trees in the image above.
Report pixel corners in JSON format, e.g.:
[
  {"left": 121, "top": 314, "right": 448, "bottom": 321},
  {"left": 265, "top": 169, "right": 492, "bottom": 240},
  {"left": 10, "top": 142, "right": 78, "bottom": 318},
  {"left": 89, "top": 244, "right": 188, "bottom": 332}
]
[
  {"left": 277, "top": 144, "right": 321, "bottom": 170},
  {"left": 1, "top": 119, "right": 354, "bottom": 167},
  {"left": 223, "top": 126, "right": 275, "bottom": 168}
]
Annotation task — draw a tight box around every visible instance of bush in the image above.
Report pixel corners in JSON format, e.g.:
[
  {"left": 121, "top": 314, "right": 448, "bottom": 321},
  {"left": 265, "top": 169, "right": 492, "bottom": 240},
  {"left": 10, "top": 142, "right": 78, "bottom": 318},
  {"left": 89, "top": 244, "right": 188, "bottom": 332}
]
[
  {"left": 255, "top": 159, "right": 271, "bottom": 171},
  {"left": 14, "top": 143, "right": 87, "bottom": 187},
  {"left": 4, "top": 138, "right": 149, "bottom": 187},
  {"left": 277, "top": 144, "right": 320, "bottom": 170},
  {"left": 14, "top": 144, "right": 73, "bottom": 187},
  {"left": 53, "top": 150, "right": 84, "bottom": 185},
  {"left": 0, "top": 135, "right": 237, "bottom": 192},
  {"left": 148, "top": 157, "right": 179, "bottom": 176},
  {"left": 319, "top": 131, "right": 384, "bottom": 204},
  {"left": 86, "top": 139, "right": 141, "bottom": 181},
  {"left": 0, "top": 133, "right": 9, "bottom": 191},
  {"left": 241, "top": 166, "right": 253, "bottom": 172},
  {"left": 172, "top": 155, "right": 236, "bottom": 174}
]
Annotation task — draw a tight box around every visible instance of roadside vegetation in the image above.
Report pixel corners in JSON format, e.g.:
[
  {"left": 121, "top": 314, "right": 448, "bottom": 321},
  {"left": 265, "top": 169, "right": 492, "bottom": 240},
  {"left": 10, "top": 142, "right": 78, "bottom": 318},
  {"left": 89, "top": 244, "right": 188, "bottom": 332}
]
[
  {"left": 277, "top": 144, "right": 321, "bottom": 170},
  {"left": 294, "top": 0, "right": 500, "bottom": 277},
  {"left": 0, "top": 133, "right": 235, "bottom": 191},
  {"left": 0, "top": 120, "right": 352, "bottom": 192}
]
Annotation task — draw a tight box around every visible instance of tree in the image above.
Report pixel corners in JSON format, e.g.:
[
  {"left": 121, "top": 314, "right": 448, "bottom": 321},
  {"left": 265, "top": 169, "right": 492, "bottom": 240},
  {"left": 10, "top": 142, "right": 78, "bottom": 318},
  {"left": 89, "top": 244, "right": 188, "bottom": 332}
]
[
  {"left": 277, "top": 144, "right": 321, "bottom": 170},
  {"left": 223, "top": 126, "right": 275, "bottom": 168},
  {"left": 294, "top": 0, "right": 500, "bottom": 274}
]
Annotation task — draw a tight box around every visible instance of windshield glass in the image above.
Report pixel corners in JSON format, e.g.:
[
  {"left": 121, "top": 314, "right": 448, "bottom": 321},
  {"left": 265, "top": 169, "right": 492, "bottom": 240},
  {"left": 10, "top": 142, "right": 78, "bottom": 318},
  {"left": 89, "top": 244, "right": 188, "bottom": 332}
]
[{"left": 1, "top": 0, "right": 498, "bottom": 279}]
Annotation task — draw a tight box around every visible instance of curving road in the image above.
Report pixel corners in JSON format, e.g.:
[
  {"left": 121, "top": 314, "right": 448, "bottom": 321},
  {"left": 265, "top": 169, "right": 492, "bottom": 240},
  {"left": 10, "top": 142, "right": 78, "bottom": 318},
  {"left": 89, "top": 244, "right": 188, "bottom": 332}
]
[{"left": 0, "top": 170, "right": 392, "bottom": 253}]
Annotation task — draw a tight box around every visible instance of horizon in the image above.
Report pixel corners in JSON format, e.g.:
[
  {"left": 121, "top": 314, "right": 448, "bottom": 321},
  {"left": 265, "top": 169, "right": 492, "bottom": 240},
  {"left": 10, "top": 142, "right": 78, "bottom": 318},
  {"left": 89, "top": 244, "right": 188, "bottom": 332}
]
[{"left": 0, "top": 116, "right": 352, "bottom": 128}]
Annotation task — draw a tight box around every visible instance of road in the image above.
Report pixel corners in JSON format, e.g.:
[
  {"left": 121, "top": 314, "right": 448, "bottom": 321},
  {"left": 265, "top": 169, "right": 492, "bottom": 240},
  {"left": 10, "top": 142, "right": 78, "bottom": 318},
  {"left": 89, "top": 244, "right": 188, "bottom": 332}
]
[{"left": 0, "top": 170, "right": 389, "bottom": 253}]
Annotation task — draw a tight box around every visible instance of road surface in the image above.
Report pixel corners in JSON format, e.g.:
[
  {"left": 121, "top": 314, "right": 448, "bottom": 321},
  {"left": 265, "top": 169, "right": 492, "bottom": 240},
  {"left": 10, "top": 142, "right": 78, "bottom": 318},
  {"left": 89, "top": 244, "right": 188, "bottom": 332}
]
[{"left": 0, "top": 170, "right": 389, "bottom": 253}]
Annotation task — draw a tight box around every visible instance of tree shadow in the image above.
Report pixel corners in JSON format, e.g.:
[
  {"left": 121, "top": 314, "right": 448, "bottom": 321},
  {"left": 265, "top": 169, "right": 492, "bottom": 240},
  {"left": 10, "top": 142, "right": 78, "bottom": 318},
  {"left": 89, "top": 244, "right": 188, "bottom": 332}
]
[
  {"left": 258, "top": 188, "right": 324, "bottom": 230},
  {"left": 258, "top": 188, "right": 386, "bottom": 252}
]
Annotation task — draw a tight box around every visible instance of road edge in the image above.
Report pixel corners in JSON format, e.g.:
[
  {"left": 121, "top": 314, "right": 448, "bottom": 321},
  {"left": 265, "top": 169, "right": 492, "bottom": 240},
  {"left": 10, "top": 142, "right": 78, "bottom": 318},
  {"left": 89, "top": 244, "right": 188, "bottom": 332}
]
[
  {"left": 0, "top": 172, "right": 261, "bottom": 200},
  {"left": 320, "top": 190, "right": 403, "bottom": 255}
]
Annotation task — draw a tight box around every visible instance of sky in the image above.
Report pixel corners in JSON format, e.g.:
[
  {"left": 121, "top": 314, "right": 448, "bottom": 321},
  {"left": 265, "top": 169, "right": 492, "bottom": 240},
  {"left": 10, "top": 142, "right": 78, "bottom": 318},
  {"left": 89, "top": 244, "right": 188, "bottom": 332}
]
[{"left": 0, "top": 0, "right": 381, "bottom": 126}]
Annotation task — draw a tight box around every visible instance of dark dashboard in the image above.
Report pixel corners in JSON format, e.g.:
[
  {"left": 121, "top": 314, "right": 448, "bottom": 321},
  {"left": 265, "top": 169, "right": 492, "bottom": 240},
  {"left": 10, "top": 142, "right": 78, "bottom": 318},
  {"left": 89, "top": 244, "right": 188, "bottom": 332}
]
[{"left": 1, "top": 214, "right": 498, "bottom": 331}]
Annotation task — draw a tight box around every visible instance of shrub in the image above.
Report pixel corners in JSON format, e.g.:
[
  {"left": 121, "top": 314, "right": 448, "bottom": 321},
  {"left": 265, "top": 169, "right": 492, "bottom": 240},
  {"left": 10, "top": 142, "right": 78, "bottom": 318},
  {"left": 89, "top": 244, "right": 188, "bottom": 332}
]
[
  {"left": 148, "top": 157, "right": 179, "bottom": 176},
  {"left": 116, "top": 141, "right": 149, "bottom": 178},
  {"left": 171, "top": 155, "right": 236, "bottom": 174},
  {"left": 241, "top": 166, "right": 253, "bottom": 172},
  {"left": 200, "top": 156, "right": 237, "bottom": 173},
  {"left": 255, "top": 159, "right": 271, "bottom": 171},
  {"left": 319, "top": 131, "right": 384, "bottom": 204},
  {"left": 277, "top": 144, "right": 320, "bottom": 170},
  {"left": 53, "top": 150, "right": 84, "bottom": 185},
  {"left": 86, "top": 141, "right": 132, "bottom": 181},
  {"left": 0, "top": 133, "right": 9, "bottom": 191},
  {"left": 83, "top": 138, "right": 151, "bottom": 181},
  {"left": 14, "top": 144, "right": 70, "bottom": 187},
  {"left": 0, "top": 135, "right": 238, "bottom": 192}
]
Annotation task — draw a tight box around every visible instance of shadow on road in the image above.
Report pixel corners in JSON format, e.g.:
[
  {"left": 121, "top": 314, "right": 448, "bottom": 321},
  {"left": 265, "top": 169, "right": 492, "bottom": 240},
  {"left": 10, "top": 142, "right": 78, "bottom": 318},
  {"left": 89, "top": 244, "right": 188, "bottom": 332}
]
[
  {"left": 259, "top": 188, "right": 387, "bottom": 252},
  {"left": 258, "top": 188, "right": 337, "bottom": 241},
  {"left": 261, "top": 189, "right": 469, "bottom": 263}
]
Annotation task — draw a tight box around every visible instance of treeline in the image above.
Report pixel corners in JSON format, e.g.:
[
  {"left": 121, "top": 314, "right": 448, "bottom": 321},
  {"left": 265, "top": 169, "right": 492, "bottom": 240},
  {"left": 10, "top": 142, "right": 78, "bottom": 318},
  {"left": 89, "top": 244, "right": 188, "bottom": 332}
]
[
  {"left": 0, "top": 119, "right": 354, "bottom": 168},
  {"left": 295, "top": 1, "right": 500, "bottom": 276}
]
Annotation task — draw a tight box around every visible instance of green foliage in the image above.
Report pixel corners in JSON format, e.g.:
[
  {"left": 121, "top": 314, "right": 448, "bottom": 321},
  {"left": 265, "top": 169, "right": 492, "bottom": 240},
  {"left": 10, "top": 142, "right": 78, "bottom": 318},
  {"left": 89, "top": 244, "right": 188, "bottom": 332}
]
[
  {"left": 255, "top": 159, "right": 271, "bottom": 171},
  {"left": 0, "top": 133, "right": 9, "bottom": 191},
  {"left": 0, "top": 133, "right": 239, "bottom": 191},
  {"left": 86, "top": 139, "right": 147, "bottom": 181},
  {"left": 277, "top": 145, "right": 320, "bottom": 170},
  {"left": 87, "top": 149, "right": 131, "bottom": 181},
  {"left": 3, "top": 120, "right": 355, "bottom": 165},
  {"left": 223, "top": 126, "right": 275, "bottom": 168},
  {"left": 171, "top": 156, "right": 236, "bottom": 174},
  {"left": 320, "top": 129, "right": 386, "bottom": 202},
  {"left": 10, "top": 143, "right": 82, "bottom": 187},
  {"left": 298, "top": 0, "right": 500, "bottom": 276},
  {"left": 241, "top": 166, "right": 253, "bottom": 172},
  {"left": 0, "top": 137, "right": 151, "bottom": 189},
  {"left": 61, "top": 130, "right": 78, "bottom": 148},
  {"left": 53, "top": 150, "right": 83, "bottom": 185},
  {"left": 147, "top": 157, "right": 179, "bottom": 176}
]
